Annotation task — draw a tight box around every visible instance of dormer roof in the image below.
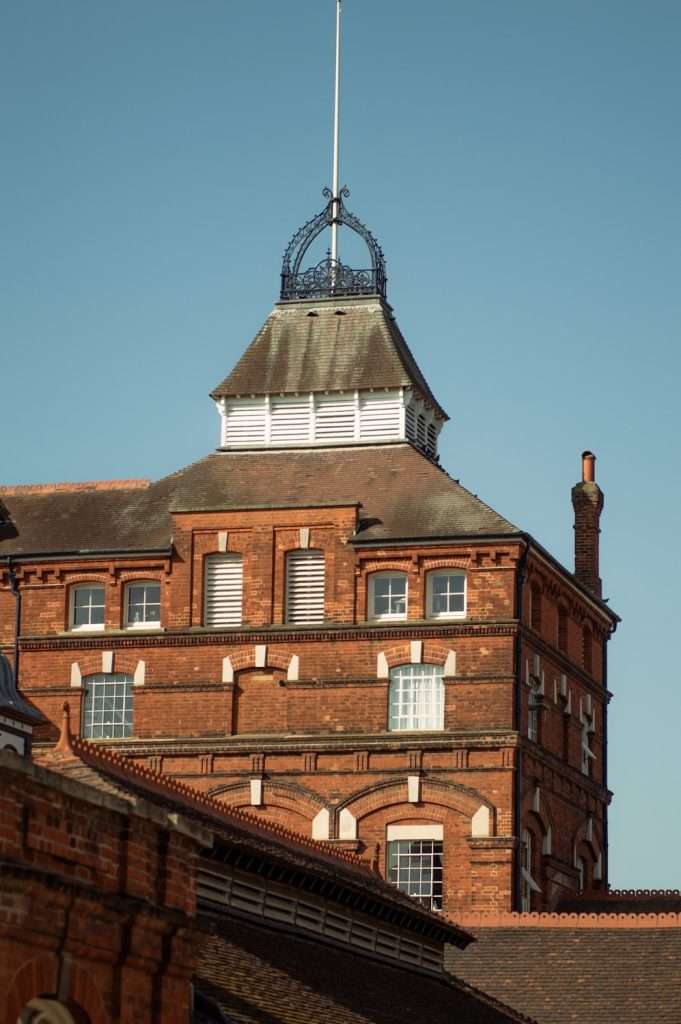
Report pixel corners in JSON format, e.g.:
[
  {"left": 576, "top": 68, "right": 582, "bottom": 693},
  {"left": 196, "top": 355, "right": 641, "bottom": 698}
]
[{"left": 210, "top": 295, "right": 447, "bottom": 420}]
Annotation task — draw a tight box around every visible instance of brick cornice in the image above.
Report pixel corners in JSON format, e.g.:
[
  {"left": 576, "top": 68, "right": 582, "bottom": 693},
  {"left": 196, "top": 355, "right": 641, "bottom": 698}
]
[
  {"left": 45, "top": 729, "right": 521, "bottom": 759},
  {"left": 19, "top": 620, "right": 519, "bottom": 652}
]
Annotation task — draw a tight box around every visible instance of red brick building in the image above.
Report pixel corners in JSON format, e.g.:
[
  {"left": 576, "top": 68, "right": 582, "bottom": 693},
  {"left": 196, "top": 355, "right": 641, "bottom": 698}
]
[{"left": 0, "top": 193, "right": 618, "bottom": 918}]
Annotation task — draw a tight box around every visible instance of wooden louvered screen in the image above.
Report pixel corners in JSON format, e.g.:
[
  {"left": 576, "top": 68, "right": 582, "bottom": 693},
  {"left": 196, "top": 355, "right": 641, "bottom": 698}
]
[
  {"left": 285, "top": 550, "right": 325, "bottom": 624},
  {"left": 223, "top": 399, "right": 267, "bottom": 446},
  {"left": 314, "top": 395, "right": 356, "bottom": 442},
  {"left": 358, "top": 394, "right": 402, "bottom": 441},
  {"left": 204, "top": 554, "right": 243, "bottom": 626},
  {"left": 270, "top": 397, "right": 311, "bottom": 444}
]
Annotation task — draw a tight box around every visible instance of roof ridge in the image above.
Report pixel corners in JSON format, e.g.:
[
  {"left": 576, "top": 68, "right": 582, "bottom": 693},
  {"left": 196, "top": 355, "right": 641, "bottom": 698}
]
[
  {"left": 454, "top": 910, "right": 681, "bottom": 929},
  {"left": 0, "top": 479, "right": 150, "bottom": 495}
]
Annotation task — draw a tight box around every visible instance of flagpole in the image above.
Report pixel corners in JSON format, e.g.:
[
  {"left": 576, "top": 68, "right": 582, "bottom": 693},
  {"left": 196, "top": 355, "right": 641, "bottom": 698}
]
[{"left": 330, "top": 0, "right": 342, "bottom": 264}]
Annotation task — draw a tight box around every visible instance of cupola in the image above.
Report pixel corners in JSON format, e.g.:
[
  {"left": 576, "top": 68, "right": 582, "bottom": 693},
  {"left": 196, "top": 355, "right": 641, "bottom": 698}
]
[{"left": 211, "top": 191, "right": 448, "bottom": 458}]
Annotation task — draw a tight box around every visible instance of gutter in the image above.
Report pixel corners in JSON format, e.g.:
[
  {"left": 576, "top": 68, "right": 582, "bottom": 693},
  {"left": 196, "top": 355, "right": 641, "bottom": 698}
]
[
  {"left": 602, "top": 620, "right": 617, "bottom": 886},
  {"left": 513, "top": 535, "right": 531, "bottom": 912},
  {"left": 0, "top": 547, "right": 172, "bottom": 564}
]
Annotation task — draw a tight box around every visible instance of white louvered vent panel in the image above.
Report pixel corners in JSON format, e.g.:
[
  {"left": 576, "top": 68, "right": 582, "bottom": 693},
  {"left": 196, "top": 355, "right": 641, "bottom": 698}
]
[
  {"left": 224, "top": 399, "right": 267, "bottom": 446},
  {"left": 270, "top": 398, "right": 311, "bottom": 444},
  {"left": 417, "top": 414, "right": 427, "bottom": 448},
  {"left": 359, "top": 393, "right": 402, "bottom": 441},
  {"left": 427, "top": 421, "right": 438, "bottom": 456},
  {"left": 314, "top": 395, "right": 356, "bottom": 441},
  {"left": 204, "top": 555, "right": 243, "bottom": 627},
  {"left": 285, "top": 550, "right": 325, "bottom": 624}
]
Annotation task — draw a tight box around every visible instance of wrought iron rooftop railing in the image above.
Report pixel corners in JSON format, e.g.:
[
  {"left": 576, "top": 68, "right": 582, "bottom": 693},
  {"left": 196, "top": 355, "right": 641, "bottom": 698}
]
[{"left": 280, "top": 189, "right": 387, "bottom": 301}]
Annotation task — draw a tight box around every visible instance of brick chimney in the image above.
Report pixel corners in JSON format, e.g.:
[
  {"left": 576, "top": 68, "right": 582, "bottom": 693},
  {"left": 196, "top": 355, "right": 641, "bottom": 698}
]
[{"left": 571, "top": 451, "right": 604, "bottom": 598}]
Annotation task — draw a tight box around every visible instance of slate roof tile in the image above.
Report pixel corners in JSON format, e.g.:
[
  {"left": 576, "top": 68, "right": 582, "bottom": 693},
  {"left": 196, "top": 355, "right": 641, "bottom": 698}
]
[
  {"left": 0, "top": 444, "right": 518, "bottom": 556},
  {"left": 196, "top": 917, "right": 537, "bottom": 1024},
  {"left": 209, "top": 296, "right": 447, "bottom": 419},
  {"left": 445, "top": 918, "right": 681, "bottom": 1023}
]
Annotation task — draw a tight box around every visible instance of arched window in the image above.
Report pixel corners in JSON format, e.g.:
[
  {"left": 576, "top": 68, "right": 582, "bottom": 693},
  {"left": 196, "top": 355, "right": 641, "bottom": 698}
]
[
  {"left": 368, "top": 571, "right": 407, "bottom": 621},
  {"left": 520, "top": 828, "right": 541, "bottom": 911},
  {"left": 124, "top": 580, "right": 161, "bottom": 628},
  {"left": 70, "top": 584, "right": 105, "bottom": 632},
  {"left": 427, "top": 571, "right": 466, "bottom": 619},
  {"left": 285, "top": 549, "right": 325, "bottom": 624},
  {"left": 82, "top": 673, "right": 133, "bottom": 739},
  {"left": 204, "top": 554, "right": 244, "bottom": 627},
  {"left": 389, "top": 663, "right": 444, "bottom": 731}
]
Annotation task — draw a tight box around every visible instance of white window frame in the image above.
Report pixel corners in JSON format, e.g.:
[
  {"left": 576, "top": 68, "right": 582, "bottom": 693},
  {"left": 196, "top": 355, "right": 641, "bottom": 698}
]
[
  {"left": 426, "top": 571, "right": 467, "bottom": 620},
  {"left": 388, "top": 663, "right": 444, "bottom": 731},
  {"left": 520, "top": 828, "right": 541, "bottom": 911},
  {"left": 81, "top": 673, "right": 133, "bottom": 739},
  {"left": 387, "top": 833, "right": 444, "bottom": 912},
  {"left": 124, "top": 580, "right": 161, "bottom": 630},
  {"left": 368, "top": 571, "right": 408, "bottom": 621},
  {"left": 70, "top": 584, "right": 106, "bottom": 632}
]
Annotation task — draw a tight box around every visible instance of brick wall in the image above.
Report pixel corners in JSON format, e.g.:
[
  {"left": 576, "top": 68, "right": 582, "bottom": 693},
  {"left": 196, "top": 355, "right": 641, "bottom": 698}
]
[
  {"left": 0, "top": 513, "right": 615, "bottom": 914},
  {"left": 0, "top": 751, "right": 202, "bottom": 1024}
]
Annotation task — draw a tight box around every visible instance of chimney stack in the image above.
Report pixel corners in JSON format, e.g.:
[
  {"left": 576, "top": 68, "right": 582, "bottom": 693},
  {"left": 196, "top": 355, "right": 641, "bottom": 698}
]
[{"left": 571, "top": 451, "right": 604, "bottom": 598}]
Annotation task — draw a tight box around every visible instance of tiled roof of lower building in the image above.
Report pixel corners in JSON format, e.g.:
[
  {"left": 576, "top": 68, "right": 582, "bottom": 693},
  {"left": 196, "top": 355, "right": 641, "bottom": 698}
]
[
  {"left": 0, "top": 443, "right": 518, "bottom": 555},
  {"left": 196, "top": 915, "right": 537, "bottom": 1024},
  {"left": 445, "top": 912, "right": 681, "bottom": 1024}
]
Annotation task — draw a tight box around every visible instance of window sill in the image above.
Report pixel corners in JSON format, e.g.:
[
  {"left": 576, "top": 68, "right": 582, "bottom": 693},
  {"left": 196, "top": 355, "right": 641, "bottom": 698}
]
[{"left": 124, "top": 624, "right": 163, "bottom": 632}]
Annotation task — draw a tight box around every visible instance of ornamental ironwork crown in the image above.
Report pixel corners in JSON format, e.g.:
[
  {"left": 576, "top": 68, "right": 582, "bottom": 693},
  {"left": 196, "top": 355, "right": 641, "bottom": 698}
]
[{"left": 280, "top": 188, "right": 387, "bottom": 301}]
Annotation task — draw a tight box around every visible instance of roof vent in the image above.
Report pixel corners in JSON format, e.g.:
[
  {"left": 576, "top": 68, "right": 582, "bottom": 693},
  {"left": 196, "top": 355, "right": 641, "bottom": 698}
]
[
  {"left": 335, "top": 308, "right": 346, "bottom": 316},
  {"left": 306, "top": 310, "right": 319, "bottom": 317}
]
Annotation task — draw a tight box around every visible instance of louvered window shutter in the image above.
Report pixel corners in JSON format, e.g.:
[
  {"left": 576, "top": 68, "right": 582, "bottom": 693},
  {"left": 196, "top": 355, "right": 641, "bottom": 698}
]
[
  {"left": 359, "top": 394, "right": 401, "bottom": 441},
  {"left": 314, "top": 395, "right": 356, "bottom": 442},
  {"left": 270, "top": 398, "right": 311, "bottom": 444},
  {"left": 224, "top": 399, "right": 267, "bottom": 446},
  {"left": 285, "top": 550, "right": 325, "bottom": 624},
  {"left": 204, "top": 554, "right": 243, "bottom": 626}
]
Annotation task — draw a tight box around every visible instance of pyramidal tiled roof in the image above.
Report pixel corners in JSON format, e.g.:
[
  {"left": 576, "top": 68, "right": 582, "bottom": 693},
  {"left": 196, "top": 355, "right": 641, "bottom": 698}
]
[
  {"left": 0, "top": 445, "right": 518, "bottom": 555},
  {"left": 210, "top": 295, "right": 448, "bottom": 420}
]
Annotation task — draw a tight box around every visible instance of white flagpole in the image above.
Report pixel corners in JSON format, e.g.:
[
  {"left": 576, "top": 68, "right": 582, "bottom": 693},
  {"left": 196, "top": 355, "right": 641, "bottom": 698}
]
[{"left": 330, "top": 0, "right": 342, "bottom": 264}]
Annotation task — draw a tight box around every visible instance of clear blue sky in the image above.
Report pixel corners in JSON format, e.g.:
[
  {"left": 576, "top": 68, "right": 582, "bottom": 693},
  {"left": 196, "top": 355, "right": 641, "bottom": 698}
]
[{"left": 2, "top": 1, "right": 680, "bottom": 888}]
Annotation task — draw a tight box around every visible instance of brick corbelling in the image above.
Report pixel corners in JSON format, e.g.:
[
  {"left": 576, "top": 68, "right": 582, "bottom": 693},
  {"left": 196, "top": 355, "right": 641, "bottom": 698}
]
[
  {"left": 19, "top": 621, "right": 519, "bottom": 651},
  {"left": 454, "top": 910, "right": 681, "bottom": 929},
  {"left": 45, "top": 734, "right": 369, "bottom": 871}
]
